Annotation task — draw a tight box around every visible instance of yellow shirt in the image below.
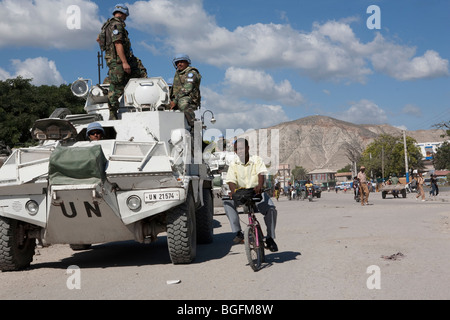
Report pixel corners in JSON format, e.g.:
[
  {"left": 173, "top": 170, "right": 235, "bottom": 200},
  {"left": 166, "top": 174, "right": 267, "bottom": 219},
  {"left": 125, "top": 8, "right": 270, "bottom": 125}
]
[{"left": 225, "top": 155, "right": 267, "bottom": 189}]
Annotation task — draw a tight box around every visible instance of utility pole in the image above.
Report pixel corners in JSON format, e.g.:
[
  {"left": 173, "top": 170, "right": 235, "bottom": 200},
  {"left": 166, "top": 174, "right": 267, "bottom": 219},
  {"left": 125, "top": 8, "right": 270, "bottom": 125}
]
[{"left": 403, "top": 130, "right": 409, "bottom": 183}]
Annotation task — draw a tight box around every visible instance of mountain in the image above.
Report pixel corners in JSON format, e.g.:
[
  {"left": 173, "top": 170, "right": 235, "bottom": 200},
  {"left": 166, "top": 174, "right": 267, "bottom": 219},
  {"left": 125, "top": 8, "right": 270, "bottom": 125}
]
[{"left": 259, "top": 115, "right": 447, "bottom": 172}]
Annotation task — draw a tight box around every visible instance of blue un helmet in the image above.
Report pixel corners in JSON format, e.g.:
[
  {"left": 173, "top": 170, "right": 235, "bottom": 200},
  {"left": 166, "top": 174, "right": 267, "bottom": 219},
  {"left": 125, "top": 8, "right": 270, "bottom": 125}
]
[
  {"left": 112, "top": 3, "right": 129, "bottom": 16},
  {"left": 172, "top": 53, "right": 191, "bottom": 69},
  {"left": 86, "top": 122, "right": 105, "bottom": 138}
]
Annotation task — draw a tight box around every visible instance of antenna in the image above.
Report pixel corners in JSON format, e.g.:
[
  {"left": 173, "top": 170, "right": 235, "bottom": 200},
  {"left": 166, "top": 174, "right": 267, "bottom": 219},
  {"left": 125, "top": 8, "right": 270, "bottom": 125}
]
[{"left": 97, "top": 51, "right": 104, "bottom": 85}]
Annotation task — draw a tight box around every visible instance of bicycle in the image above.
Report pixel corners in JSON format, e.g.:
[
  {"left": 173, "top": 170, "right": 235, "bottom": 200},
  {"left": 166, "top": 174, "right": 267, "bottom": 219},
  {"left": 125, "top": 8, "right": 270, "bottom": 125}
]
[{"left": 223, "top": 189, "right": 267, "bottom": 271}]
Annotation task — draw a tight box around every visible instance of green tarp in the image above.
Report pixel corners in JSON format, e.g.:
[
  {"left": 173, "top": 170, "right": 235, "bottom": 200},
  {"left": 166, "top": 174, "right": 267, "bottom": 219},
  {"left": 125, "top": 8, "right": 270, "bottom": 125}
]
[{"left": 49, "top": 145, "right": 107, "bottom": 185}]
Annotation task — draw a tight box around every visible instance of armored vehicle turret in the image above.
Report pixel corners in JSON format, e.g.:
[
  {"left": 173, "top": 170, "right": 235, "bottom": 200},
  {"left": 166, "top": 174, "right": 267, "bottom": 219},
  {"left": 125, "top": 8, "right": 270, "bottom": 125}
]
[{"left": 0, "top": 77, "right": 214, "bottom": 271}]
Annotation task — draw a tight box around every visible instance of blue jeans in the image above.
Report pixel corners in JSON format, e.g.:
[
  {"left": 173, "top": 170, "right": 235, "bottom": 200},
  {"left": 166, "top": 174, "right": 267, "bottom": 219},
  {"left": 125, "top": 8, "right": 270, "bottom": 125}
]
[
  {"left": 223, "top": 192, "right": 277, "bottom": 239},
  {"left": 430, "top": 184, "right": 438, "bottom": 196}
]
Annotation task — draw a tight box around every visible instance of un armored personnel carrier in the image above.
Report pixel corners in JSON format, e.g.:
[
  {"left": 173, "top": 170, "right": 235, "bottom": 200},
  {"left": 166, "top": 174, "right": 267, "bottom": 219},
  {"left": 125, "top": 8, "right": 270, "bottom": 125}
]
[{"left": 0, "top": 77, "right": 214, "bottom": 271}]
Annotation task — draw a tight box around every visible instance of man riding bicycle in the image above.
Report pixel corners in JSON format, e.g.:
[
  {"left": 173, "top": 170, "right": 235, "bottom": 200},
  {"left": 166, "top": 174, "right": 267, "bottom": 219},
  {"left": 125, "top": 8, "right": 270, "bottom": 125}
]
[{"left": 222, "top": 138, "right": 278, "bottom": 252}]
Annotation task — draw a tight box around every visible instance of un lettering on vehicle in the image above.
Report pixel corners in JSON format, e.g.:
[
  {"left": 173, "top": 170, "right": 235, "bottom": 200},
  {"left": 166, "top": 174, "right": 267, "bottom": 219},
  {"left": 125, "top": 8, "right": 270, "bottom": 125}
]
[{"left": 60, "top": 201, "right": 101, "bottom": 218}]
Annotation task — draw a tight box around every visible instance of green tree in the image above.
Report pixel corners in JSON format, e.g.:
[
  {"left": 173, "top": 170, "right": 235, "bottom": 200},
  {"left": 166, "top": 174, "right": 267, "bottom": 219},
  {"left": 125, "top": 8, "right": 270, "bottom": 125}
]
[
  {"left": 337, "top": 164, "right": 352, "bottom": 173},
  {"left": 0, "top": 77, "right": 85, "bottom": 148},
  {"left": 292, "top": 166, "right": 307, "bottom": 180},
  {"left": 359, "top": 134, "right": 423, "bottom": 179},
  {"left": 433, "top": 141, "right": 450, "bottom": 170}
]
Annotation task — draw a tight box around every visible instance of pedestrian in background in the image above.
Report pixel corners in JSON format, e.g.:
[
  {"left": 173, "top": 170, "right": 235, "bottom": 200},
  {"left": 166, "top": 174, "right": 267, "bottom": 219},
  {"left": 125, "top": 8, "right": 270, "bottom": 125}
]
[
  {"left": 357, "top": 166, "right": 369, "bottom": 206},
  {"left": 430, "top": 174, "right": 439, "bottom": 198},
  {"left": 415, "top": 172, "right": 425, "bottom": 201}
]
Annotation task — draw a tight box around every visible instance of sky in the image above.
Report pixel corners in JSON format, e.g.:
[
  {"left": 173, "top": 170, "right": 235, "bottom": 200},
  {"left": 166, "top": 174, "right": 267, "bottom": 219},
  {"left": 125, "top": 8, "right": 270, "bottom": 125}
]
[{"left": 1, "top": 0, "right": 449, "bottom": 138}]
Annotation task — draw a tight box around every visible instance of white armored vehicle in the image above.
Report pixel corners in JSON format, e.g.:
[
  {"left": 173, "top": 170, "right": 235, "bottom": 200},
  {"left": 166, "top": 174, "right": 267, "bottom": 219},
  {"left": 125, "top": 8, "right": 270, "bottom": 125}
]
[{"left": 0, "top": 77, "right": 214, "bottom": 271}]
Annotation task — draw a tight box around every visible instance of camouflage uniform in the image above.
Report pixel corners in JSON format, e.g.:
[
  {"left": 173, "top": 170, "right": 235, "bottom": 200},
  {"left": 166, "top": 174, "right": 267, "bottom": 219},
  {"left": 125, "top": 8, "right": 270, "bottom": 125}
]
[
  {"left": 170, "top": 66, "right": 201, "bottom": 126},
  {"left": 100, "top": 17, "right": 147, "bottom": 118}
]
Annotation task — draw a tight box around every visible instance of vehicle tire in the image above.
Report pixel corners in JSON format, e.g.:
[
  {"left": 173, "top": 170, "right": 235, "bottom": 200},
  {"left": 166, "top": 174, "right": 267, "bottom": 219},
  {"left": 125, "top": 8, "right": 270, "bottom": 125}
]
[
  {"left": 401, "top": 189, "right": 407, "bottom": 198},
  {"left": 70, "top": 244, "right": 92, "bottom": 251},
  {"left": 196, "top": 188, "right": 214, "bottom": 244},
  {"left": 244, "top": 225, "right": 263, "bottom": 271},
  {"left": 316, "top": 193, "right": 321, "bottom": 198},
  {"left": 0, "top": 217, "right": 36, "bottom": 271},
  {"left": 382, "top": 191, "right": 386, "bottom": 199},
  {"left": 167, "top": 191, "right": 197, "bottom": 264},
  {"left": 49, "top": 108, "right": 72, "bottom": 119}
]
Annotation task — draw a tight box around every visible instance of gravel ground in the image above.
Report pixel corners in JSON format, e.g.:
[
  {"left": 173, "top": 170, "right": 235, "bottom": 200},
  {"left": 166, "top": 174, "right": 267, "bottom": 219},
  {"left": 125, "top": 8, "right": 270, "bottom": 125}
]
[{"left": 1, "top": 189, "right": 449, "bottom": 300}]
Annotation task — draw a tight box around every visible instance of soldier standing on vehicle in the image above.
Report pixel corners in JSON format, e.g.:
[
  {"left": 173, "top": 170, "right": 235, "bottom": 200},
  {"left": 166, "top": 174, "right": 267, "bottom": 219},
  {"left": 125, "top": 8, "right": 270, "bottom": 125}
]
[
  {"left": 358, "top": 166, "right": 369, "bottom": 206},
  {"left": 97, "top": 3, "right": 147, "bottom": 119},
  {"left": 169, "top": 54, "right": 201, "bottom": 127}
]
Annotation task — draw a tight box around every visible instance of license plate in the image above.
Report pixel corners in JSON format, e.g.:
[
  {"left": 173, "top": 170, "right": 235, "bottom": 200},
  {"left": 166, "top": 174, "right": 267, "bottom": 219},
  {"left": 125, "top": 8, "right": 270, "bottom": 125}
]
[{"left": 144, "top": 191, "right": 180, "bottom": 202}]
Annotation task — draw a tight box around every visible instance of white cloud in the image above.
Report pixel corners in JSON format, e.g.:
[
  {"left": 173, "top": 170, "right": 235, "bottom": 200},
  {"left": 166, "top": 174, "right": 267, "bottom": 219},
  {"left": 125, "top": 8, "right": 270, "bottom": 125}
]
[
  {"left": 224, "top": 67, "right": 304, "bottom": 106},
  {"left": 129, "top": 0, "right": 449, "bottom": 83},
  {"left": 370, "top": 35, "right": 449, "bottom": 81},
  {"left": 0, "top": 0, "right": 102, "bottom": 49},
  {"left": 0, "top": 57, "right": 64, "bottom": 85},
  {"left": 198, "top": 87, "right": 290, "bottom": 134},
  {"left": 0, "top": 0, "right": 447, "bottom": 84},
  {"left": 401, "top": 104, "right": 422, "bottom": 117},
  {"left": 334, "top": 99, "right": 388, "bottom": 125}
]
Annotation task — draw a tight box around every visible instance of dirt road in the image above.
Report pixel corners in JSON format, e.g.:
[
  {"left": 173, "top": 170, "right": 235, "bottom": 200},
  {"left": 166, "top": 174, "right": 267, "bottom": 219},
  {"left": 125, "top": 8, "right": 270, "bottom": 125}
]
[{"left": 1, "top": 190, "right": 449, "bottom": 300}]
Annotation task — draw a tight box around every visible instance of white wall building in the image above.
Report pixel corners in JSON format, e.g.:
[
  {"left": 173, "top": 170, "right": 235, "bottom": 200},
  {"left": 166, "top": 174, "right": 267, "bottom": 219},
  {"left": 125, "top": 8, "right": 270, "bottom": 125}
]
[{"left": 416, "top": 141, "right": 449, "bottom": 160}]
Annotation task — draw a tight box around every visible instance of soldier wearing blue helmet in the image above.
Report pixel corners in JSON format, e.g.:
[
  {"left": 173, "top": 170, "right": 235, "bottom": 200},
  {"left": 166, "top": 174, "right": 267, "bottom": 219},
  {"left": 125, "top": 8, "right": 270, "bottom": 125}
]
[
  {"left": 97, "top": 3, "right": 147, "bottom": 120},
  {"left": 169, "top": 54, "right": 201, "bottom": 127},
  {"left": 112, "top": 3, "right": 129, "bottom": 16},
  {"left": 86, "top": 122, "right": 105, "bottom": 141}
]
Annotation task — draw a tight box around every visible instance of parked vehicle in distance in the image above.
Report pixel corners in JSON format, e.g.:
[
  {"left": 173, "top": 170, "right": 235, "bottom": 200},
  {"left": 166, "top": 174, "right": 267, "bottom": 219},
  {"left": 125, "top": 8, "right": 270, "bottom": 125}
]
[{"left": 336, "top": 182, "right": 352, "bottom": 191}]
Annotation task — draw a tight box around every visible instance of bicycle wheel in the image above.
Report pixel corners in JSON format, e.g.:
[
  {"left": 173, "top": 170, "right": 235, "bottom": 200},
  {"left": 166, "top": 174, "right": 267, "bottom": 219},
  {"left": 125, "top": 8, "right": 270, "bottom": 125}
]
[
  {"left": 244, "top": 225, "right": 264, "bottom": 271},
  {"left": 256, "top": 224, "right": 266, "bottom": 263}
]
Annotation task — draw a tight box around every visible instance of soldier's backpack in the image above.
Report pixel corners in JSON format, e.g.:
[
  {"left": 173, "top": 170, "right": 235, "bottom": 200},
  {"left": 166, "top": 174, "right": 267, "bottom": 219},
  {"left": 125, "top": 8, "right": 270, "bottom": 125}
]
[{"left": 98, "top": 18, "right": 113, "bottom": 52}]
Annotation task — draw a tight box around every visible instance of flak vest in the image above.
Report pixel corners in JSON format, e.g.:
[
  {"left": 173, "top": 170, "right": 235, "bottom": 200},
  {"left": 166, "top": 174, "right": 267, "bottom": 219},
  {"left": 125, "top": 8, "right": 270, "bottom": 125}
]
[{"left": 172, "top": 67, "right": 202, "bottom": 108}]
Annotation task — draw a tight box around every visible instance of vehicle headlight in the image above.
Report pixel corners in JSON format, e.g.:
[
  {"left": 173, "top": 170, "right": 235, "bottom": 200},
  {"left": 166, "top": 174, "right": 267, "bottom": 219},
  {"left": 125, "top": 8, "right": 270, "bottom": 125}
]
[
  {"left": 25, "top": 200, "right": 39, "bottom": 216},
  {"left": 126, "top": 195, "right": 141, "bottom": 211}
]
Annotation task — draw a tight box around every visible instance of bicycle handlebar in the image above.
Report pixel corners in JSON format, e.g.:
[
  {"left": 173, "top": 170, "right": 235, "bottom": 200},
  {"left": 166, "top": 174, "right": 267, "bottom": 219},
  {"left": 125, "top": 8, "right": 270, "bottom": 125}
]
[{"left": 221, "top": 188, "right": 271, "bottom": 202}]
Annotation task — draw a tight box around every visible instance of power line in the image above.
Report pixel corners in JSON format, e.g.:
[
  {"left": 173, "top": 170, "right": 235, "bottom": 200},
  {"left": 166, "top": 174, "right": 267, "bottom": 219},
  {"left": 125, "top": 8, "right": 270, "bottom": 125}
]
[{"left": 409, "top": 108, "right": 450, "bottom": 131}]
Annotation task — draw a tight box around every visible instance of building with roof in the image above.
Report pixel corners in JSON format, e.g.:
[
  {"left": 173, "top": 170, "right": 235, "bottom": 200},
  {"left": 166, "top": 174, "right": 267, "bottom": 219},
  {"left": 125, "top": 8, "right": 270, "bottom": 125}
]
[{"left": 307, "top": 168, "right": 336, "bottom": 187}]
